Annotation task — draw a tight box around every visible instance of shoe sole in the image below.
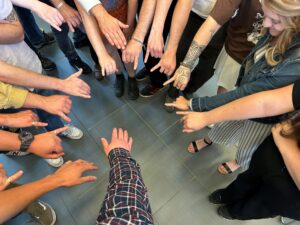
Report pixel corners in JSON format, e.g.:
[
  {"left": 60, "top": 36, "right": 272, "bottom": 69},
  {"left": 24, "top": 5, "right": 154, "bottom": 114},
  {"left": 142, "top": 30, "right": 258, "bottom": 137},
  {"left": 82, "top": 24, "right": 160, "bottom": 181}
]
[
  {"left": 139, "top": 86, "right": 166, "bottom": 98},
  {"left": 37, "top": 201, "right": 57, "bottom": 225}
]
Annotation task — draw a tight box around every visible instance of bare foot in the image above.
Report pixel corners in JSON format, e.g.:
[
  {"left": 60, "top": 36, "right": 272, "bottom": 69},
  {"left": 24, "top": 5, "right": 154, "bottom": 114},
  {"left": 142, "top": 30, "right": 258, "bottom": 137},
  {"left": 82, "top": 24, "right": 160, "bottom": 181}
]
[
  {"left": 218, "top": 160, "right": 240, "bottom": 174},
  {"left": 187, "top": 137, "right": 212, "bottom": 153}
]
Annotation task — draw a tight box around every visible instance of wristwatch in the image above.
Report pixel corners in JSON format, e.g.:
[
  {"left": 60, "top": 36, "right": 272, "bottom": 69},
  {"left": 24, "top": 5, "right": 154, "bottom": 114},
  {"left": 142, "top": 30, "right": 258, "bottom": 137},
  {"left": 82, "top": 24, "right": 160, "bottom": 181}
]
[{"left": 18, "top": 131, "right": 34, "bottom": 152}]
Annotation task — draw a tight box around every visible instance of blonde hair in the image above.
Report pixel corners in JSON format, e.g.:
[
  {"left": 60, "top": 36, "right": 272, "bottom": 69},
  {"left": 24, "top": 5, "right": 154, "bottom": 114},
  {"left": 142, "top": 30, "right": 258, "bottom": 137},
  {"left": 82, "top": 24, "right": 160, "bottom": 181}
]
[{"left": 261, "top": 0, "right": 300, "bottom": 66}]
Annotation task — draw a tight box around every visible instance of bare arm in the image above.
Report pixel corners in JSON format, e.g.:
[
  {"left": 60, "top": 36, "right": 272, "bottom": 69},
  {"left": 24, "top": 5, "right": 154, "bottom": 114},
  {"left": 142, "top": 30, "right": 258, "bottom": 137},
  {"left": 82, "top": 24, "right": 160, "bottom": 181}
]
[
  {"left": 10, "top": 0, "right": 64, "bottom": 31},
  {"left": 0, "top": 8, "right": 24, "bottom": 44},
  {"left": 172, "top": 84, "right": 294, "bottom": 133},
  {"left": 151, "top": 0, "right": 194, "bottom": 75},
  {"left": 163, "top": 15, "right": 221, "bottom": 89},
  {"left": 122, "top": 0, "right": 157, "bottom": 69},
  {"left": 272, "top": 123, "right": 300, "bottom": 190},
  {"left": 0, "top": 61, "right": 91, "bottom": 98},
  {"left": 0, "top": 161, "right": 97, "bottom": 224},
  {"left": 74, "top": 0, "right": 117, "bottom": 76}
]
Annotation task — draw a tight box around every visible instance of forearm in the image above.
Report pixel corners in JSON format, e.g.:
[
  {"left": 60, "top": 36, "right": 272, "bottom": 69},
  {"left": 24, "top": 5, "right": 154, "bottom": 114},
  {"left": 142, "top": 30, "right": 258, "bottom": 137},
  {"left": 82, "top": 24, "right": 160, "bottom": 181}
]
[
  {"left": 0, "top": 130, "right": 20, "bottom": 151},
  {"left": 23, "top": 92, "right": 47, "bottom": 110},
  {"left": 151, "top": 0, "right": 172, "bottom": 34},
  {"left": 0, "top": 175, "right": 61, "bottom": 224},
  {"left": 165, "top": 0, "right": 193, "bottom": 54},
  {"left": 11, "top": 0, "right": 43, "bottom": 11},
  {"left": 98, "top": 148, "right": 153, "bottom": 224},
  {"left": 0, "top": 22, "right": 24, "bottom": 44},
  {"left": 182, "top": 16, "right": 220, "bottom": 68},
  {"left": 201, "top": 84, "right": 295, "bottom": 125},
  {"left": 132, "top": 0, "right": 156, "bottom": 42},
  {"left": 0, "top": 61, "right": 64, "bottom": 91},
  {"left": 75, "top": 1, "right": 108, "bottom": 59},
  {"left": 278, "top": 139, "right": 300, "bottom": 190}
]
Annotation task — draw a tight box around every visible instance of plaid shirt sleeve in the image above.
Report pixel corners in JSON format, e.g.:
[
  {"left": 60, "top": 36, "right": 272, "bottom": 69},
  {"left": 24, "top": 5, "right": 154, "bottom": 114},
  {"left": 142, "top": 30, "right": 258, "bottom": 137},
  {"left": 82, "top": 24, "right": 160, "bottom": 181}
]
[{"left": 96, "top": 148, "right": 154, "bottom": 225}]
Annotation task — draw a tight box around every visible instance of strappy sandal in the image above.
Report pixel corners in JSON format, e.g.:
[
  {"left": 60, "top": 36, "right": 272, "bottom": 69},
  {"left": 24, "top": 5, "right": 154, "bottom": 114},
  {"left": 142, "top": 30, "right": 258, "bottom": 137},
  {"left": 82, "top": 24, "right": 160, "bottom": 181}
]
[
  {"left": 217, "top": 161, "right": 240, "bottom": 175},
  {"left": 188, "top": 138, "right": 212, "bottom": 153}
]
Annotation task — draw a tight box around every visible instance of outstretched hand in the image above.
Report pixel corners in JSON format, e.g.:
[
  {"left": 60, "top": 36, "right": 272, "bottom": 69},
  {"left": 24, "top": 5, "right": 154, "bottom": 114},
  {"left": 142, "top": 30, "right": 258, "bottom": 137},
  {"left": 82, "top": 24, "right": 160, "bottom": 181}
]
[
  {"left": 101, "top": 128, "right": 133, "bottom": 156},
  {"left": 0, "top": 164, "right": 23, "bottom": 191},
  {"left": 62, "top": 69, "right": 91, "bottom": 99},
  {"left": 53, "top": 160, "right": 98, "bottom": 187}
]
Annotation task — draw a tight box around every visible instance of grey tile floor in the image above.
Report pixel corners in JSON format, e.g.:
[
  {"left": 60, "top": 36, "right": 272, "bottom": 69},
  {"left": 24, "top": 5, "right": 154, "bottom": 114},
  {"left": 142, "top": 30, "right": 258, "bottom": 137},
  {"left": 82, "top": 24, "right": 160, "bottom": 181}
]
[{"left": 2, "top": 26, "right": 299, "bottom": 225}]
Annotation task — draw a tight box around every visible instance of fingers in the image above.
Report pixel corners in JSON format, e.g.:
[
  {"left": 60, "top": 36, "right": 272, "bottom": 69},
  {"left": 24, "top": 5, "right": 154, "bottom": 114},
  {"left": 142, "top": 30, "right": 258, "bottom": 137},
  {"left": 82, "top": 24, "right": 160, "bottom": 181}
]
[
  {"left": 144, "top": 48, "right": 150, "bottom": 63},
  {"left": 47, "top": 152, "right": 65, "bottom": 159},
  {"left": 79, "top": 176, "right": 97, "bottom": 184},
  {"left": 53, "top": 126, "right": 69, "bottom": 135},
  {"left": 134, "top": 55, "right": 139, "bottom": 71},
  {"left": 128, "top": 137, "right": 133, "bottom": 150},
  {"left": 118, "top": 128, "right": 124, "bottom": 141},
  {"left": 32, "top": 122, "right": 48, "bottom": 127},
  {"left": 163, "top": 76, "right": 175, "bottom": 86},
  {"left": 6, "top": 170, "right": 23, "bottom": 186},
  {"left": 111, "top": 128, "right": 118, "bottom": 143},
  {"left": 176, "top": 111, "right": 193, "bottom": 115},
  {"left": 67, "top": 21, "right": 75, "bottom": 32},
  {"left": 72, "top": 68, "right": 83, "bottom": 78},
  {"left": 101, "top": 138, "right": 109, "bottom": 151},
  {"left": 151, "top": 62, "right": 161, "bottom": 73},
  {"left": 60, "top": 113, "right": 71, "bottom": 122}
]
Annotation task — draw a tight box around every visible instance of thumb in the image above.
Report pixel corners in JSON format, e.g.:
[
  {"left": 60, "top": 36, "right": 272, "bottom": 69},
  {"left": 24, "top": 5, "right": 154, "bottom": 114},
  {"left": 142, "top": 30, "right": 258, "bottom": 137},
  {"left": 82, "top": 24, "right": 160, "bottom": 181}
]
[
  {"left": 101, "top": 138, "right": 109, "bottom": 152},
  {"left": 71, "top": 69, "right": 83, "bottom": 78}
]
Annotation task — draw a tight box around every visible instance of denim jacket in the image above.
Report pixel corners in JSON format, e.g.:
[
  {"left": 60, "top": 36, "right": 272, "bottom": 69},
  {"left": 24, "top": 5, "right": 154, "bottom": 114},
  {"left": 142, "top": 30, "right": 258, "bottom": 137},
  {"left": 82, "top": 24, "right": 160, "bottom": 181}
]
[{"left": 191, "top": 33, "right": 300, "bottom": 123}]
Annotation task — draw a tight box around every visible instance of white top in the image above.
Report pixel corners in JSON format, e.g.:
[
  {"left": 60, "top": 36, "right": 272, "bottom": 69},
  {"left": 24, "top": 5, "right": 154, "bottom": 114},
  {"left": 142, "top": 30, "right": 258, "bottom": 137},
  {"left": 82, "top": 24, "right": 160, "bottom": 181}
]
[
  {"left": 0, "top": 0, "right": 42, "bottom": 74},
  {"left": 0, "top": 0, "right": 13, "bottom": 20},
  {"left": 192, "top": 0, "right": 217, "bottom": 19},
  {"left": 77, "top": 0, "right": 101, "bottom": 13}
]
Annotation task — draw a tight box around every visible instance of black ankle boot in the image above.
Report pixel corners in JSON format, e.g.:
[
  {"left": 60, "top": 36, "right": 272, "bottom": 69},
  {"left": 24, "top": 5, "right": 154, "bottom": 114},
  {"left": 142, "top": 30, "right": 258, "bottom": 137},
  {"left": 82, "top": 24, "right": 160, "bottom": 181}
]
[
  {"left": 128, "top": 78, "right": 139, "bottom": 100},
  {"left": 115, "top": 74, "right": 125, "bottom": 97}
]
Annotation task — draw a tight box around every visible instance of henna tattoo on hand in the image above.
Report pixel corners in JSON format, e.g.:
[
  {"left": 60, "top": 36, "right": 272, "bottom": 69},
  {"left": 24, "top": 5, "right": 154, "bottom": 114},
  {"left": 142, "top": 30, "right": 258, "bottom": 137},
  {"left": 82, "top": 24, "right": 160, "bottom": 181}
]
[
  {"left": 181, "top": 41, "right": 206, "bottom": 69},
  {"left": 4, "top": 9, "right": 18, "bottom": 22},
  {"left": 176, "top": 67, "right": 190, "bottom": 86}
]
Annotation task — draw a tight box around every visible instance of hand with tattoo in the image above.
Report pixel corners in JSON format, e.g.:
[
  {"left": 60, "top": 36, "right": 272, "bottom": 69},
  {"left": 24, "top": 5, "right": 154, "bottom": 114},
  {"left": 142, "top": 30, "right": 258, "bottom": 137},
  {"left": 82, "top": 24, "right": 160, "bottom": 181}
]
[
  {"left": 163, "top": 40, "right": 206, "bottom": 90},
  {"left": 163, "top": 65, "right": 191, "bottom": 91}
]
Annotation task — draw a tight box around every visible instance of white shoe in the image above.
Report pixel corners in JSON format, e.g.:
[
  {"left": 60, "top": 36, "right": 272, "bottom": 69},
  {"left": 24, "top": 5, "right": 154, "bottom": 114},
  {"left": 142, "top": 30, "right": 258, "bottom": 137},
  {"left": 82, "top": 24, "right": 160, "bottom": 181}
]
[
  {"left": 207, "top": 124, "right": 215, "bottom": 129},
  {"left": 281, "top": 217, "right": 294, "bottom": 224},
  {"left": 44, "top": 157, "right": 64, "bottom": 167},
  {"left": 6, "top": 151, "right": 30, "bottom": 156},
  {"left": 61, "top": 125, "right": 83, "bottom": 140}
]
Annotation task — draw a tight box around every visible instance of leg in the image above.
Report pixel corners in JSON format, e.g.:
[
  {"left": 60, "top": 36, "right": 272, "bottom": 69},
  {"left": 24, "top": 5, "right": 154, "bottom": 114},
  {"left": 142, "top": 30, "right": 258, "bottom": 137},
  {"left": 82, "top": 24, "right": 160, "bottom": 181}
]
[{"left": 236, "top": 120, "right": 272, "bottom": 169}]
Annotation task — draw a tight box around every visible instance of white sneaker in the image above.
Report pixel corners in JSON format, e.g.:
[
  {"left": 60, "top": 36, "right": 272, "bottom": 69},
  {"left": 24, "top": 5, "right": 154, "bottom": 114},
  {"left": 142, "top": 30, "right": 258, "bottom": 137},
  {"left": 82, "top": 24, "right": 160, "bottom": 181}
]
[
  {"left": 6, "top": 151, "right": 30, "bottom": 156},
  {"left": 281, "top": 217, "right": 294, "bottom": 224},
  {"left": 44, "top": 157, "right": 64, "bottom": 167},
  {"left": 61, "top": 125, "right": 83, "bottom": 140},
  {"left": 207, "top": 124, "right": 215, "bottom": 129}
]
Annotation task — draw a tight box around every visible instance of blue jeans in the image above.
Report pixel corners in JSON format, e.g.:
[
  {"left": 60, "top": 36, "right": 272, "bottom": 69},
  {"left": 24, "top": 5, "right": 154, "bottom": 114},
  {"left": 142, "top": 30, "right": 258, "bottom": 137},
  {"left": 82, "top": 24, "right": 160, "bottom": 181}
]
[{"left": 14, "top": 6, "right": 44, "bottom": 45}]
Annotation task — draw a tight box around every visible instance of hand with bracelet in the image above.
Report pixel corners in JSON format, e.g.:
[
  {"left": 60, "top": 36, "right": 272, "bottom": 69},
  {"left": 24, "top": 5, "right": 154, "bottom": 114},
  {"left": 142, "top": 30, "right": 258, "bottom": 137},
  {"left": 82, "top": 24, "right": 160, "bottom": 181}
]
[
  {"left": 163, "top": 40, "right": 206, "bottom": 90},
  {"left": 52, "top": 0, "right": 81, "bottom": 32},
  {"left": 122, "top": 37, "right": 145, "bottom": 70}
]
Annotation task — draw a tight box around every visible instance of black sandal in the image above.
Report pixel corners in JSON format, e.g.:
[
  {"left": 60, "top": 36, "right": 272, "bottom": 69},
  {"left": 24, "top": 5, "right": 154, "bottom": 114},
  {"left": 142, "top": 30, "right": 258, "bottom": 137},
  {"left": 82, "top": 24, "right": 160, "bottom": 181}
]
[{"left": 189, "top": 138, "right": 212, "bottom": 153}]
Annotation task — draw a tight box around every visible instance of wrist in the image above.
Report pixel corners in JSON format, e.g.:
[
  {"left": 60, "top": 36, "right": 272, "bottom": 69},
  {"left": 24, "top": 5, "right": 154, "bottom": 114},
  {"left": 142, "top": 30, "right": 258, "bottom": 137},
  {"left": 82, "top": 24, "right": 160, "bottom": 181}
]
[
  {"left": 92, "top": 4, "right": 106, "bottom": 19},
  {"left": 56, "top": 1, "right": 65, "bottom": 9},
  {"left": 41, "top": 174, "right": 63, "bottom": 190}
]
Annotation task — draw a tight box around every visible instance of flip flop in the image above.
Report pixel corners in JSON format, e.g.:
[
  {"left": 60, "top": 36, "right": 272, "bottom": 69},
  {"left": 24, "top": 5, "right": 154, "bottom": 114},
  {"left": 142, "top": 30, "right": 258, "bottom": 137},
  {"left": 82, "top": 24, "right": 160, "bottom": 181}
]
[
  {"left": 218, "top": 161, "right": 240, "bottom": 175},
  {"left": 189, "top": 138, "right": 212, "bottom": 153}
]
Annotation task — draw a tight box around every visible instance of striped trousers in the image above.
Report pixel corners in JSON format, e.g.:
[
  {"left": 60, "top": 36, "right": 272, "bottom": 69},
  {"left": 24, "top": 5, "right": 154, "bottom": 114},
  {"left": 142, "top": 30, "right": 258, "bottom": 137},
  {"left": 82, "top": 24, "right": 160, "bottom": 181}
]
[{"left": 208, "top": 120, "right": 272, "bottom": 169}]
